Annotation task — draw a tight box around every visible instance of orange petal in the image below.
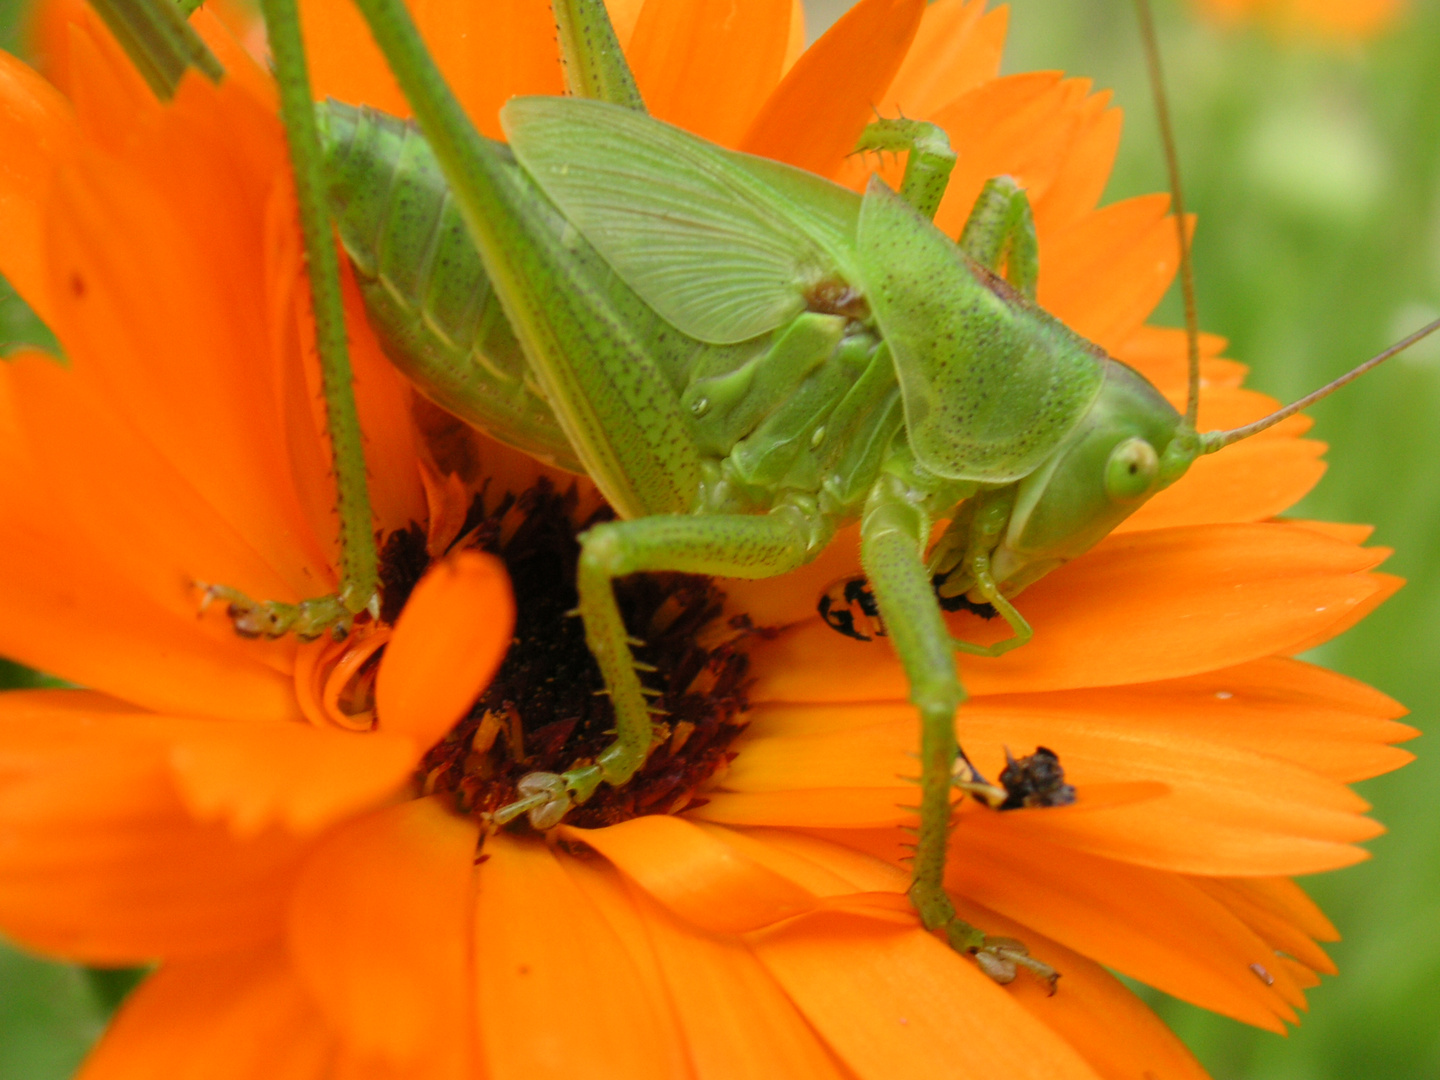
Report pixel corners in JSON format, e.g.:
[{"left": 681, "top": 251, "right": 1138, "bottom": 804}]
[
  {"left": 473, "top": 832, "right": 681, "bottom": 1080},
  {"left": 375, "top": 550, "right": 514, "bottom": 749},
  {"left": 167, "top": 722, "right": 419, "bottom": 837},
  {"left": 1189, "top": 877, "right": 1336, "bottom": 977},
  {"left": 45, "top": 76, "right": 344, "bottom": 595},
  {"left": 628, "top": 0, "right": 792, "bottom": 147},
  {"left": 1288, "top": 519, "right": 1375, "bottom": 545},
  {"left": 607, "top": 0, "right": 647, "bottom": 44},
  {"left": 190, "top": 8, "right": 278, "bottom": 111},
  {"left": 751, "top": 913, "right": 1103, "bottom": 1080},
  {"left": 740, "top": 0, "right": 924, "bottom": 177},
  {"left": 946, "top": 896, "right": 1212, "bottom": 1080},
  {"left": 611, "top": 880, "right": 849, "bottom": 1078},
  {"left": 984, "top": 659, "right": 1415, "bottom": 785},
  {"left": 713, "top": 689, "right": 1387, "bottom": 873},
  {"left": 960, "top": 781, "right": 1373, "bottom": 881},
  {"left": 301, "top": 0, "right": 564, "bottom": 136},
  {"left": 562, "top": 814, "right": 819, "bottom": 933},
  {"left": 8, "top": 349, "right": 308, "bottom": 615},
  {"left": 925, "top": 73, "right": 1097, "bottom": 238},
  {"left": 942, "top": 826, "right": 1299, "bottom": 1030},
  {"left": 410, "top": 0, "right": 564, "bottom": 139},
  {"left": 1282, "top": 571, "right": 1402, "bottom": 654},
  {"left": 299, "top": 0, "right": 408, "bottom": 115},
  {"left": 1030, "top": 92, "right": 1122, "bottom": 238},
  {"left": 288, "top": 797, "right": 478, "bottom": 1067},
  {"left": 23, "top": 0, "right": 85, "bottom": 94},
  {"left": 748, "top": 523, "right": 1393, "bottom": 701},
  {"left": 1215, "top": 874, "right": 1339, "bottom": 942},
  {"left": 881, "top": 0, "right": 1005, "bottom": 118},
  {"left": 1039, "top": 194, "right": 1182, "bottom": 351},
  {"left": 694, "top": 786, "right": 915, "bottom": 827},
  {"left": 0, "top": 695, "right": 307, "bottom": 963},
  {"left": 552, "top": 856, "right": 692, "bottom": 1077},
  {"left": 64, "top": 11, "right": 157, "bottom": 152},
  {"left": 77, "top": 947, "right": 334, "bottom": 1080},
  {"left": 0, "top": 49, "right": 75, "bottom": 328},
  {"left": 0, "top": 362, "right": 303, "bottom": 720},
  {"left": 1112, "top": 325, "right": 1241, "bottom": 390}
]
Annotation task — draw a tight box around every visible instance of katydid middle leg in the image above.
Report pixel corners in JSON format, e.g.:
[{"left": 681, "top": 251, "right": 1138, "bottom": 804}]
[
  {"left": 861, "top": 474, "right": 1057, "bottom": 987},
  {"left": 495, "top": 503, "right": 833, "bottom": 829},
  {"left": 958, "top": 177, "right": 1040, "bottom": 299}
]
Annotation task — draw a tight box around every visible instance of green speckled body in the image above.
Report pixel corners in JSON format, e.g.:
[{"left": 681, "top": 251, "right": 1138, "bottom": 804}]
[
  {"left": 317, "top": 101, "right": 1165, "bottom": 555},
  {"left": 321, "top": 104, "right": 577, "bottom": 471},
  {"left": 319, "top": 102, "right": 920, "bottom": 525}
]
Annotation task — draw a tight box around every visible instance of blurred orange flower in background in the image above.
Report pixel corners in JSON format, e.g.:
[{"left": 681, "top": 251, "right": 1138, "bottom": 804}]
[
  {"left": 0, "top": 1, "right": 1416, "bottom": 1078},
  {"left": 1194, "top": 0, "right": 1402, "bottom": 42}
]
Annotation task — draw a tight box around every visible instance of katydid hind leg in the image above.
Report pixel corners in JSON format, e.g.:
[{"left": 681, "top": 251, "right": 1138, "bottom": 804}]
[
  {"left": 203, "top": 0, "right": 379, "bottom": 639},
  {"left": 349, "top": 0, "right": 705, "bottom": 522},
  {"left": 860, "top": 476, "right": 1057, "bottom": 987},
  {"left": 957, "top": 177, "right": 1039, "bottom": 300},
  {"left": 495, "top": 507, "right": 831, "bottom": 829},
  {"left": 552, "top": 0, "right": 645, "bottom": 112},
  {"left": 853, "top": 118, "right": 956, "bottom": 222}
]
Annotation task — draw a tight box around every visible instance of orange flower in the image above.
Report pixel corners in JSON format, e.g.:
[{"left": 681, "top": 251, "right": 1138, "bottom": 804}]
[{"left": 0, "top": 2, "right": 1414, "bottom": 1079}]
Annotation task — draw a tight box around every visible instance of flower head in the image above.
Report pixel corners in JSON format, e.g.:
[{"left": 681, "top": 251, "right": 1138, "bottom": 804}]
[{"left": 0, "top": 2, "right": 1414, "bottom": 1078}]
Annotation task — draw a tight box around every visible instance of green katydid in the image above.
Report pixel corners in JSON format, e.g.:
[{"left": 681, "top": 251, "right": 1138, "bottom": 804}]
[{"left": 127, "top": 0, "right": 1437, "bottom": 981}]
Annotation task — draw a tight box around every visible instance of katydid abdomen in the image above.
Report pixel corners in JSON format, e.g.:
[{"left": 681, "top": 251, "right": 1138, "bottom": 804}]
[{"left": 320, "top": 103, "right": 583, "bottom": 472}]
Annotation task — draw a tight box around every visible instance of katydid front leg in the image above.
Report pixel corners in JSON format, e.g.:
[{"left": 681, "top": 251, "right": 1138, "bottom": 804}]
[
  {"left": 861, "top": 474, "right": 1056, "bottom": 988},
  {"left": 495, "top": 504, "right": 832, "bottom": 828},
  {"left": 853, "top": 118, "right": 956, "bottom": 221},
  {"left": 959, "top": 176, "right": 1040, "bottom": 299}
]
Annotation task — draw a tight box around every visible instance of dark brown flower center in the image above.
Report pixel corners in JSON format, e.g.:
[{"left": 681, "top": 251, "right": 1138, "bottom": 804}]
[{"left": 383, "top": 480, "right": 751, "bottom": 829}]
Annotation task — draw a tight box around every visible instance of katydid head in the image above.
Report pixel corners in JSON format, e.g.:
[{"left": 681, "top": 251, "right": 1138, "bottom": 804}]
[
  {"left": 968, "top": 0, "right": 1440, "bottom": 602},
  {"left": 945, "top": 316, "right": 1440, "bottom": 606},
  {"left": 979, "top": 358, "right": 1201, "bottom": 594}
]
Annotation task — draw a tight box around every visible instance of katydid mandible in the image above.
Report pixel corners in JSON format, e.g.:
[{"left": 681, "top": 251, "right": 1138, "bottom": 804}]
[{"left": 199, "top": 0, "right": 1440, "bottom": 981}]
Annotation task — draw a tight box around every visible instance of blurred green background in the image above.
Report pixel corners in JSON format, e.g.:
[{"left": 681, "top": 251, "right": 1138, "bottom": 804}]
[{"left": 2, "top": 0, "right": 1439, "bottom": 1075}]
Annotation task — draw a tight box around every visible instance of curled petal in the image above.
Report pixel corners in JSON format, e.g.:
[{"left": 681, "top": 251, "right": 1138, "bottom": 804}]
[{"left": 375, "top": 551, "right": 514, "bottom": 750}]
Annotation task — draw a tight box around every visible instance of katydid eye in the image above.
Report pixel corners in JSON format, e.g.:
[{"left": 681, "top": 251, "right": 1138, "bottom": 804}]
[{"left": 1104, "top": 437, "right": 1160, "bottom": 502}]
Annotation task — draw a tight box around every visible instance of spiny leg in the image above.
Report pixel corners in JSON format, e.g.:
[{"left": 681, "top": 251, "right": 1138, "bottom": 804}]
[
  {"left": 853, "top": 118, "right": 956, "bottom": 222},
  {"left": 494, "top": 505, "right": 829, "bottom": 829},
  {"left": 861, "top": 475, "right": 1055, "bottom": 987},
  {"left": 958, "top": 176, "right": 1039, "bottom": 300},
  {"left": 207, "top": 0, "right": 379, "bottom": 638}
]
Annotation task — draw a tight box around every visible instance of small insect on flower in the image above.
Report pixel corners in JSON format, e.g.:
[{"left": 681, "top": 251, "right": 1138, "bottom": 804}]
[{"left": 818, "top": 575, "right": 887, "bottom": 641}]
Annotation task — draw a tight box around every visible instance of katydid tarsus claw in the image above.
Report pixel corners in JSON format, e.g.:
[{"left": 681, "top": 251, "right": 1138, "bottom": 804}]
[{"left": 192, "top": 0, "right": 1440, "bottom": 989}]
